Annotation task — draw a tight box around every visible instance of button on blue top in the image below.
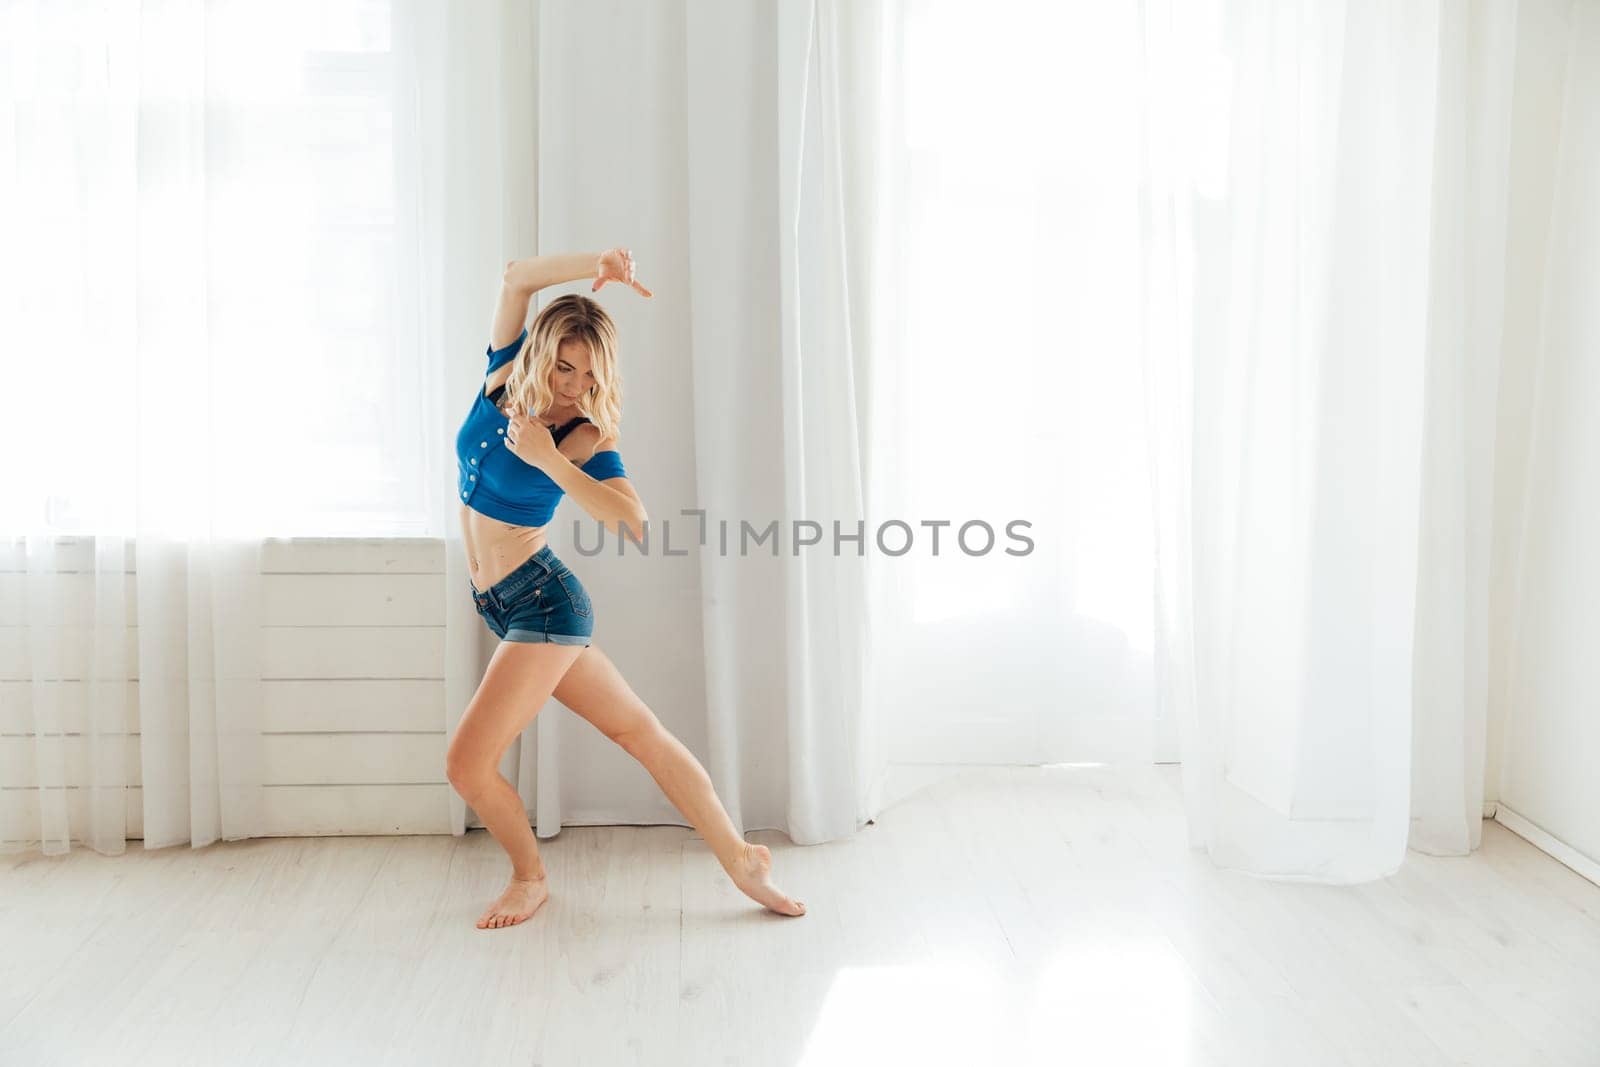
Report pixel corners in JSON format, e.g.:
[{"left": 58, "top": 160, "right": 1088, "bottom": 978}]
[{"left": 455, "top": 330, "right": 629, "bottom": 526}]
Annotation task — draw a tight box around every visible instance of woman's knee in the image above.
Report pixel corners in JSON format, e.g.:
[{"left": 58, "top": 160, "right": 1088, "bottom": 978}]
[
  {"left": 445, "top": 737, "right": 498, "bottom": 795},
  {"left": 614, "top": 716, "right": 668, "bottom": 759}
]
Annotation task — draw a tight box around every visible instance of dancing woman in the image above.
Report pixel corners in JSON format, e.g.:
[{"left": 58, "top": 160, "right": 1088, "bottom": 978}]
[{"left": 446, "top": 248, "right": 806, "bottom": 929}]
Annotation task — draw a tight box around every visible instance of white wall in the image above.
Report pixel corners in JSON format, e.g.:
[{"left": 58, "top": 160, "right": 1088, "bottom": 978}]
[{"left": 1486, "top": 0, "right": 1599, "bottom": 871}]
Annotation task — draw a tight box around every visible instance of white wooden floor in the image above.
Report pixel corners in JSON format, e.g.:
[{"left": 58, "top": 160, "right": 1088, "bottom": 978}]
[{"left": 3, "top": 764, "right": 1598, "bottom": 1067}]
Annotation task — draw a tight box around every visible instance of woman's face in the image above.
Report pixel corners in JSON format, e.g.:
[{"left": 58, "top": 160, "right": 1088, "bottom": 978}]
[{"left": 549, "top": 338, "right": 596, "bottom": 408}]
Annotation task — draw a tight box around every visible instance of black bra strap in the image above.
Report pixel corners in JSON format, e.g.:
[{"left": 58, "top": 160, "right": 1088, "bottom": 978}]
[
  {"left": 550, "top": 416, "right": 591, "bottom": 445},
  {"left": 486, "top": 387, "right": 590, "bottom": 441}
]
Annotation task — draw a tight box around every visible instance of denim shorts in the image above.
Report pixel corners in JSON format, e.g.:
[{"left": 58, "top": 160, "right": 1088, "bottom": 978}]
[{"left": 469, "top": 544, "right": 594, "bottom": 646}]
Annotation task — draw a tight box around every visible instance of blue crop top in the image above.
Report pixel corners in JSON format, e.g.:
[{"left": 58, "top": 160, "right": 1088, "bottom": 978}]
[{"left": 455, "top": 329, "right": 629, "bottom": 526}]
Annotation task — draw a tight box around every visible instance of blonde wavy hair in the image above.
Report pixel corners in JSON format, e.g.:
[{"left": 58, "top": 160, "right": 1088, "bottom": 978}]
[{"left": 500, "top": 293, "right": 623, "bottom": 445}]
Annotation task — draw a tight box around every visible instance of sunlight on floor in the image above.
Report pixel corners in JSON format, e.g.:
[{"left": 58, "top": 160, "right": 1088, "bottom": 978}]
[{"left": 798, "top": 937, "right": 1201, "bottom": 1066}]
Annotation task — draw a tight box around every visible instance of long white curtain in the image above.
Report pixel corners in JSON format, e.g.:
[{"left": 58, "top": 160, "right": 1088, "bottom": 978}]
[
  {"left": 507, "top": 0, "right": 885, "bottom": 844},
  {"left": 1, "top": 0, "right": 340, "bottom": 854},
  {"left": 870, "top": 0, "right": 1550, "bottom": 883},
  {"left": 0, "top": 0, "right": 516, "bottom": 854},
  {"left": 1142, "top": 0, "right": 1518, "bottom": 881},
  {"left": 395, "top": 0, "right": 539, "bottom": 842}
]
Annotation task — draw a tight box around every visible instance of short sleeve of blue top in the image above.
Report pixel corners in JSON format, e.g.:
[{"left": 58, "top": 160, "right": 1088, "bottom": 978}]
[{"left": 455, "top": 330, "right": 629, "bottom": 526}]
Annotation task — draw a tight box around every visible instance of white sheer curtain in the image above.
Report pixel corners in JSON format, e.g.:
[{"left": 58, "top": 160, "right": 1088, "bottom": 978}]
[
  {"left": 0, "top": 0, "right": 514, "bottom": 855},
  {"left": 507, "top": 0, "right": 887, "bottom": 844},
  {"left": 395, "top": 0, "right": 538, "bottom": 842},
  {"left": 1142, "top": 0, "right": 1518, "bottom": 881},
  {"left": 872, "top": 0, "right": 1532, "bottom": 882}
]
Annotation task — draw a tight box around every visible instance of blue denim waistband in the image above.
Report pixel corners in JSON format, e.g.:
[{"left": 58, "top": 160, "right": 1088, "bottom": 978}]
[{"left": 472, "top": 544, "right": 559, "bottom": 611}]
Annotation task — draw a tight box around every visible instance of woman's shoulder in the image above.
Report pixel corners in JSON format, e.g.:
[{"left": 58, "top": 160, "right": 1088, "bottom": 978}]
[{"left": 566, "top": 419, "right": 620, "bottom": 454}]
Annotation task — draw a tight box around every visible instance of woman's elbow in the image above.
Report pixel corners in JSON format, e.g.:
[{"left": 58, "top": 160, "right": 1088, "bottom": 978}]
[
  {"left": 502, "top": 260, "right": 537, "bottom": 294},
  {"left": 616, "top": 506, "right": 649, "bottom": 544}
]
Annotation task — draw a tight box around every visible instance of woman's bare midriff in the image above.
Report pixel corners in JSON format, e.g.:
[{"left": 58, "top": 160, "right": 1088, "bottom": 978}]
[{"left": 460, "top": 502, "right": 550, "bottom": 594}]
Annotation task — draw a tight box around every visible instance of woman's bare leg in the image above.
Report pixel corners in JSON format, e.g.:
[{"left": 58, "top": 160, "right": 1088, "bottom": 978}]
[
  {"left": 553, "top": 644, "right": 806, "bottom": 917},
  {"left": 446, "top": 639, "right": 586, "bottom": 929}
]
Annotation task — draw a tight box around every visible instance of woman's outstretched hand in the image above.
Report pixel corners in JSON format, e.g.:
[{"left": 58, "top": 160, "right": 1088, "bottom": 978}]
[{"left": 593, "top": 247, "right": 652, "bottom": 297}]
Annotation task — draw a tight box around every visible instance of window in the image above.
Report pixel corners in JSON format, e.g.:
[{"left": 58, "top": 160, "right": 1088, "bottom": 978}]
[{"left": 0, "top": 1, "right": 437, "bottom": 537}]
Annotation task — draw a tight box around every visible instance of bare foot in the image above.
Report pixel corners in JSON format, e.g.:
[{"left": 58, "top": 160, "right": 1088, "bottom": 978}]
[
  {"left": 476, "top": 875, "right": 549, "bottom": 929},
  {"left": 727, "top": 843, "right": 806, "bottom": 916}
]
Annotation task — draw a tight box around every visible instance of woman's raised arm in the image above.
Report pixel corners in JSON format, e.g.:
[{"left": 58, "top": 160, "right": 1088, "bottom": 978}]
[
  {"left": 490, "top": 249, "right": 654, "bottom": 350},
  {"left": 490, "top": 252, "right": 601, "bottom": 350}
]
